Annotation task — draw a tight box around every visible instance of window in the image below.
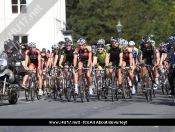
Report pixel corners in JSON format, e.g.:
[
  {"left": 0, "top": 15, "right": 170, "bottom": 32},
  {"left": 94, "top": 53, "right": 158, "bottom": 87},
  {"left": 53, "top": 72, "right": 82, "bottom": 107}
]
[
  {"left": 11, "top": 0, "right": 27, "bottom": 14},
  {"left": 13, "top": 35, "right": 28, "bottom": 43}
]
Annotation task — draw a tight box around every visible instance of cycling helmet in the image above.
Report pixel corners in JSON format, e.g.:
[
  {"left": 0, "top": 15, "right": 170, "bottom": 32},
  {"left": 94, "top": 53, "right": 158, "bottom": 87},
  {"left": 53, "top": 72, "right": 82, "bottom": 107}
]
[
  {"left": 168, "top": 36, "right": 175, "bottom": 44},
  {"left": 97, "top": 39, "right": 105, "bottom": 45},
  {"left": 110, "top": 36, "right": 119, "bottom": 42},
  {"left": 51, "top": 44, "right": 58, "bottom": 49},
  {"left": 142, "top": 35, "right": 150, "bottom": 43},
  {"left": 65, "top": 39, "right": 73, "bottom": 45},
  {"left": 77, "top": 38, "right": 86, "bottom": 44},
  {"left": 91, "top": 45, "right": 96, "bottom": 50},
  {"left": 58, "top": 41, "right": 65, "bottom": 47},
  {"left": 128, "top": 41, "right": 135, "bottom": 46},
  {"left": 159, "top": 42, "right": 165, "bottom": 47},
  {"left": 97, "top": 44, "right": 105, "bottom": 48},
  {"left": 28, "top": 42, "right": 36, "bottom": 47},
  {"left": 122, "top": 40, "right": 128, "bottom": 48}
]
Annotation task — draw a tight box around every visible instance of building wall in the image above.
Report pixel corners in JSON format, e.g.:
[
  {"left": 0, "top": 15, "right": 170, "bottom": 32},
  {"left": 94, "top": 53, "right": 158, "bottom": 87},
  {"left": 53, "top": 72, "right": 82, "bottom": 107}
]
[{"left": 0, "top": 0, "right": 67, "bottom": 52}]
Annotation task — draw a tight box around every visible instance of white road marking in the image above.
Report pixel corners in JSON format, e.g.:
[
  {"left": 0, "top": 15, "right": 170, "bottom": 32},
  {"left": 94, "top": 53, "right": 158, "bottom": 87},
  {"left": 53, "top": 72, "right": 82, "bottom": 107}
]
[{"left": 154, "top": 126, "right": 159, "bottom": 128}]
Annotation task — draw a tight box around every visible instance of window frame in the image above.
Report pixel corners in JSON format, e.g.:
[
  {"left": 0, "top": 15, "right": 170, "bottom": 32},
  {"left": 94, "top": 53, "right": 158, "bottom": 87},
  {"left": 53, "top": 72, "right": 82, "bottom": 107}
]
[{"left": 11, "top": 0, "right": 27, "bottom": 14}]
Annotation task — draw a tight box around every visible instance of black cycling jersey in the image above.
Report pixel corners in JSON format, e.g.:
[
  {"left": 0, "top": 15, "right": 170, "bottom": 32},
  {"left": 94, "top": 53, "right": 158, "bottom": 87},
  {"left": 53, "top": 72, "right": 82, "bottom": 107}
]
[
  {"left": 61, "top": 46, "right": 75, "bottom": 65},
  {"left": 140, "top": 43, "right": 155, "bottom": 59},
  {"left": 107, "top": 47, "right": 122, "bottom": 62}
]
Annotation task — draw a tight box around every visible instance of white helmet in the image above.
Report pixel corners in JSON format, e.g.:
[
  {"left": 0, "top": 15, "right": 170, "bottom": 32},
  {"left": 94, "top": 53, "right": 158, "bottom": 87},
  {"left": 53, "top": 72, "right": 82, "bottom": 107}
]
[
  {"left": 128, "top": 41, "right": 135, "bottom": 46},
  {"left": 28, "top": 42, "right": 36, "bottom": 47},
  {"left": 97, "top": 39, "right": 105, "bottom": 45},
  {"left": 122, "top": 40, "right": 128, "bottom": 48},
  {"left": 77, "top": 38, "right": 86, "bottom": 44}
]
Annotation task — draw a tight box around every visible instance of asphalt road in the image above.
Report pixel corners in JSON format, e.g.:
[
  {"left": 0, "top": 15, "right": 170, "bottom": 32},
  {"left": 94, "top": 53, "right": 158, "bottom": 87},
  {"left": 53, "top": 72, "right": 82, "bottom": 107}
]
[{"left": 0, "top": 88, "right": 175, "bottom": 132}]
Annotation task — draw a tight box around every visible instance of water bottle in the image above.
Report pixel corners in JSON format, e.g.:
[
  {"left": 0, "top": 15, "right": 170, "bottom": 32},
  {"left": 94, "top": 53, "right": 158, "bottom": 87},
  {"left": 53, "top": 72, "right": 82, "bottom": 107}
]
[{"left": 9, "top": 71, "right": 15, "bottom": 83}]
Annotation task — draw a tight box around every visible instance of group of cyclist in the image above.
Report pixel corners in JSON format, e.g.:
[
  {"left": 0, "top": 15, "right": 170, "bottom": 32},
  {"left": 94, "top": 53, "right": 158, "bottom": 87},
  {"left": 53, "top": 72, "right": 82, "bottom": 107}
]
[{"left": 15, "top": 35, "right": 175, "bottom": 99}]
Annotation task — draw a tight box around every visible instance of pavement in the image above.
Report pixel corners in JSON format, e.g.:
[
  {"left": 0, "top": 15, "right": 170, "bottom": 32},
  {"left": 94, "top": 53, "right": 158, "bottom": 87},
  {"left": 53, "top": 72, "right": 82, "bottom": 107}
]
[{"left": 0, "top": 88, "right": 175, "bottom": 132}]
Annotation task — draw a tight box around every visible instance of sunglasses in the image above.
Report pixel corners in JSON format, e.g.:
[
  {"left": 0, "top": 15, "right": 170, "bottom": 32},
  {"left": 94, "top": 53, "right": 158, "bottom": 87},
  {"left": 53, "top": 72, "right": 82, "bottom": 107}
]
[
  {"left": 66, "top": 45, "right": 71, "bottom": 47},
  {"left": 79, "top": 44, "right": 84, "bottom": 46},
  {"left": 112, "top": 41, "right": 118, "bottom": 44}
]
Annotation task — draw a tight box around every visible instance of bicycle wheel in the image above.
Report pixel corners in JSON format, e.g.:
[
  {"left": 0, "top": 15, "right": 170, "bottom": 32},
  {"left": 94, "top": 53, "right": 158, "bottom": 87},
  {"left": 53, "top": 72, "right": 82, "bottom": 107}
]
[
  {"left": 97, "top": 76, "right": 102, "bottom": 100},
  {"left": 25, "top": 89, "right": 30, "bottom": 100},
  {"left": 122, "top": 76, "right": 127, "bottom": 99},
  {"left": 145, "top": 90, "right": 150, "bottom": 103},
  {"left": 67, "top": 87, "right": 71, "bottom": 102},
  {"left": 85, "top": 85, "right": 90, "bottom": 102},
  {"left": 79, "top": 77, "right": 85, "bottom": 102},
  {"left": 57, "top": 78, "right": 63, "bottom": 100},
  {"left": 29, "top": 79, "right": 35, "bottom": 101},
  {"left": 162, "top": 84, "right": 167, "bottom": 95}
]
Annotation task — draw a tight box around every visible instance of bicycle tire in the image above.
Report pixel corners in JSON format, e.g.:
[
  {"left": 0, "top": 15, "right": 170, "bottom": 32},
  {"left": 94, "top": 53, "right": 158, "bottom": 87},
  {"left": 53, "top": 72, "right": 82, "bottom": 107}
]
[
  {"left": 122, "top": 76, "right": 127, "bottom": 99},
  {"left": 36, "top": 89, "right": 41, "bottom": 100},
  {"left": 162, "top": 84, "right": 167, "bottom": 95},
  {"left": 85, "top": 85, "right": 90, "bottom": 102},
  {"left": 30, "top": 79, "right": 35, "bottom": 101},
  {"left": 67, "top": 87, "right": 71, "bottom": 102},
  {"left": 25, "top": 89, "right": 30, "bottom": 100},
  {"left": 97, "top": 77, "right": 102, "bottom": 100},
  {"left": 79, "top": 77, "right": 85, "bottom": 103},
  {"left": 145, "top": 90, "right": 150, "bottom": 103}
]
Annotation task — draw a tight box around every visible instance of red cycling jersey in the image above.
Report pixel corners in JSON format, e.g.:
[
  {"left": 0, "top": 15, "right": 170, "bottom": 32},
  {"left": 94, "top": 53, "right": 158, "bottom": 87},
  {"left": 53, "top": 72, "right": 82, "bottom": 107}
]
[{"left": 25, "top": 49, "right": 41, "bottom": 69}]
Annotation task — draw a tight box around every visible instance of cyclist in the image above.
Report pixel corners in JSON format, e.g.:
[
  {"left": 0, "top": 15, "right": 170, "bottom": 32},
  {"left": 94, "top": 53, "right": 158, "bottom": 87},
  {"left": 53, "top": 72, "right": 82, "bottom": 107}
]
[
  {"left": 41, "top": 48, "right": 49, "bottom": 70},
  {"left": 57, "top": 39, "right": 75, "bottom": 73},
  {"left": 47, "top": 44, "right": 59, "bottom": 69},
  {"left": 165, "top": 36, "right": 175, "bottom": 96},
  {"left": 21, "top": 42, "right": 43, "bottom": 95},
  {"left": 93, "top": 39, "right": 106, "bottom": 76},
  {"left": 105, "top": 36, "right": 123, "bottom": 91},
  {"left": 73, "top": 38, "right": 93, "bottom": 95},
  {"left": 122, "top": 40, "right": 136, "bottom": 94},
  {"left": 139, "top": 35, "right": 159, "bottom": 92},
  {"left": 158, "top": 42, "right": 167, "bottom": 66},
  {"left": 53, "top": 41, "right": 65, "bottom": 68}
]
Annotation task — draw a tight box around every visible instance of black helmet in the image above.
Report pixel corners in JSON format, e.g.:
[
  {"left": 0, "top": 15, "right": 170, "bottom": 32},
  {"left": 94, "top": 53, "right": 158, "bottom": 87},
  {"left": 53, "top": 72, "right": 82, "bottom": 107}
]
[
  {"left": 110, "top": 36, "right": 119, "bottom": 42},
  {"left": 65, "top": 39, "right": 73, "bottom": 45},
  {"left": 142, "top": 35, "right": 150, "bottom": 43},
  {"left": 4, "top": 39, "right": 14, "bottom": 52},
  {"left": 58, "top": 41, "right": 65, "bottom": 45},
  {"left": 97, "top": 44, "right": 105, "bottom": 48}
]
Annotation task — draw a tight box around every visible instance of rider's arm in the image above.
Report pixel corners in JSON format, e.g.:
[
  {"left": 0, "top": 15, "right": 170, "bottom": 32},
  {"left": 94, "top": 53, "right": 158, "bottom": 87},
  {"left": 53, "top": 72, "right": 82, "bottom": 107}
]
[
  {"left": 73, "top": 48, "right": 78, "bottom": 67},
  {"left": 129, "top": 48, "right": 133, "bottom": 66},
  {"left": 140, "top": 51, "right": 143, "bottom": 62},
  {"left": 105, "top": 53, "right": 110, "bottom": 66},
  {"left": 53, "top": 55, "right": 58, "bottom": 67},
  {"left": 25, "top": 50, "right": 29, "bottom": 69},
  {"left": 38, "top": 54, "right": 42, "bottom": 70},
  {"left": 59, "top": 55, "right": 64, "bottom": 67},
  {"left": 93, "top": 56, "right": 97, "bottom": 67},
  {"left": 87, "top": 46, "right": 92, "bottom": 67},
  {"left": 155, "top": 49, "right": 160, "bottom": 65},
  {"left": 119, "top": 52, "right": 123, "bottom": 66}
]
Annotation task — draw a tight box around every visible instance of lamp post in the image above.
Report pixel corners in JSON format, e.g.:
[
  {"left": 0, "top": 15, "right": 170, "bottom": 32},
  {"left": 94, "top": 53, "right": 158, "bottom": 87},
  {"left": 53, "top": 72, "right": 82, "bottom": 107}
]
[{"left": 116, "top": 20, "right": 123, "bottom": 38}]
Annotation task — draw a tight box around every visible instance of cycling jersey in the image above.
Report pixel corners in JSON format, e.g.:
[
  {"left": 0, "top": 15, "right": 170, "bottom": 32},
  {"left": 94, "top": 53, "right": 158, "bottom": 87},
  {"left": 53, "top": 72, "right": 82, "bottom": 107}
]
[
  {"left": 25, "top": 49, "right": 40, "bottom": 67},
  {"left": 94, "top": 49, "right": 106, "bottom": 65},
  {"left": 140, "top": 43, "right": 155, "bottom": 59},
  {"left": 140, "top": 43, "right": 156, "bottom": 65},
  {"left": 75, "top": 47, "right": 90, "bottom": 62},
  {"left": 41, "top": 53, "right": 49, "bottom": 62},
  {"left": 50, "top": 50, "right": 57, "bottom": 58},
  {"left": 107, "top": 47, "right": 122, "bottom": 66},
  {"left": 61, "top": 46, "right": 75, "bottom": 66}
]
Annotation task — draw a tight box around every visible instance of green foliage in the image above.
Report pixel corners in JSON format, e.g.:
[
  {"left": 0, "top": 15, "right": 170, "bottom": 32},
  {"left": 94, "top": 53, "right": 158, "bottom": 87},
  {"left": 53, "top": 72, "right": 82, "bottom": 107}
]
[{"left": 66, "top": 0, "right": 175, "bottom": 48}]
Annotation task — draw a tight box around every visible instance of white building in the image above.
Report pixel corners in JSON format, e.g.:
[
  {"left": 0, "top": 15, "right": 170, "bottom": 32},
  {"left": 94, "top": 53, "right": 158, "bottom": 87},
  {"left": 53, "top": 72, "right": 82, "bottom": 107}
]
[{"left": 0, "top": 0, "right": 73, "bottom": 52}]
